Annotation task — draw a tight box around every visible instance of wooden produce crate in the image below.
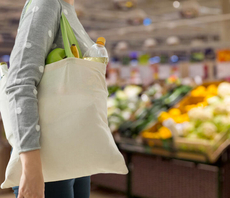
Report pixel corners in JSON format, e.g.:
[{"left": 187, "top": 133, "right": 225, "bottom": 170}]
[
  {"left": 174, "top": 81, "right": 222, "bottom": 113},
  {"left": 174, "top": 130, "right": 228, "bottom": 154},
  {"left": 177, "top": 79, "right": 223, "bottom": 106},
  {"left": 201, "top": 80, "right": 223, "bottom": 87},
  {"left": 174, "top": 131, "right": 230, "bottom": 163},
  {"left": 174, "top": 96, "right": 205, "bottom": 113}
]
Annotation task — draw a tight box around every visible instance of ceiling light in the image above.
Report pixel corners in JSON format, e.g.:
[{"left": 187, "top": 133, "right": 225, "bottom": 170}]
[
  {"left": 115, "top": 41, "right": 129, "bottom": 51},
  {"left": 173, "top": 1, "right": 180, "bottom": 8},
  {"left": 166, "top": 36, "right": 180, "bottom": 46},
  {"left": 143, "top": 38, "right": 157, "bottom": 48}
]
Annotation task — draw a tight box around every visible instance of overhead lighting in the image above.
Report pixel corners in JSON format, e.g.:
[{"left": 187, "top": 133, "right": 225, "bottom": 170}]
[
  {"left": 173, "top": 1, "right": 180, "bottom": 8},
  {"left": 143, "top": 38, "right": 157, "bottom": 48},
  {"left": 115, "top": 41, "right": 129, "bottom": 51},
  {"left": 166, "top": 36, "right": 180, "bottom": 46}
]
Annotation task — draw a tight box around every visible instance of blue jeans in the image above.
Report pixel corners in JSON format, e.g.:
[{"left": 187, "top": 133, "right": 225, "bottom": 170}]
[
  {"left": 11, "top": 149, "right": 91, "bottom": 198},
  {"left": 12, "top": 177, "right": 91, "bottom": 198}
]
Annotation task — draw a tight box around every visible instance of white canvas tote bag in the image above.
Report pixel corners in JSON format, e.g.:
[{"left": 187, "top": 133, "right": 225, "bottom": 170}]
[{"left": 0, "top": 9, "right": 128, "bottom": 189}]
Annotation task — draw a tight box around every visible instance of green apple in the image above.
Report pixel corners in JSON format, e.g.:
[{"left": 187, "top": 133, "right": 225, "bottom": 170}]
[{"left": 45, "top": 48, "right": 67, "bottom": 65}]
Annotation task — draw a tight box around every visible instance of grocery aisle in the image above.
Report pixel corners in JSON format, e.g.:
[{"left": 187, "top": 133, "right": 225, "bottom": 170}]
[{"left": 2, "top": 0, "right": 230, "bottom": 197}]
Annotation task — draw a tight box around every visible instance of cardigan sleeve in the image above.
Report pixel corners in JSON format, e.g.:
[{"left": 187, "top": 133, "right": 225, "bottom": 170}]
[{"left": 5, "top": 0, "right": 62, "bottom": 154}]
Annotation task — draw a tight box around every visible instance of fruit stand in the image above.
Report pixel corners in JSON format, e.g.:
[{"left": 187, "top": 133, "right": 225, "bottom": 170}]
[{"left": 91, "top": 80, "right": 230, "bottom": 198}]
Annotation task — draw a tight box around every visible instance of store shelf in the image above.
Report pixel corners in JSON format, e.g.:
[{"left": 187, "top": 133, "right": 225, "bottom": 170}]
[{"left": 115, "top": 137, "right": 230, "bottom": 164}]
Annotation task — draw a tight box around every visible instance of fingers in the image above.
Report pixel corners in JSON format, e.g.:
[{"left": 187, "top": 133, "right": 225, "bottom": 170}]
[{"left": 17, "top": 187, "right": 44, "bottom": 198}]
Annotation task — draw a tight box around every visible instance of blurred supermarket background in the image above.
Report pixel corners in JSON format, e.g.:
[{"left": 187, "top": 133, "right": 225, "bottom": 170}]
[{"left": 3, "top": 0, "right": 230, "bottom": 197}]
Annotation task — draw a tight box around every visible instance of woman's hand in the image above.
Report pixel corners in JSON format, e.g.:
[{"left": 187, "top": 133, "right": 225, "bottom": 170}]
[{"left": 18, "top": 150, "right": 45, "bottom": 198}]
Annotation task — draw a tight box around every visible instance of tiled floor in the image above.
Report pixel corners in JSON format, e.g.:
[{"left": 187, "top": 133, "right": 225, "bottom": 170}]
[{"left": 0, "top": 185, "right": 126, "bottom": 198}]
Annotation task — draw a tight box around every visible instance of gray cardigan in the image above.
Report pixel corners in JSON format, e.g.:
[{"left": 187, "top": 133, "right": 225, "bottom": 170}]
[{"left": 5, "top": 0, "right": 94, "bottom": 154}]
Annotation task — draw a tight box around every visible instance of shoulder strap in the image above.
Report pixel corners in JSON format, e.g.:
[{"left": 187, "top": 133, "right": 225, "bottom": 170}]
[
  {"left": 62, "top": 15, "right": 82, "bottom": 58},
  {"left": 60, "top": 13, "right": 75, "bottom": 58},
  {"left": 25, "top": 0, "right": 33, "bottom": 13}
]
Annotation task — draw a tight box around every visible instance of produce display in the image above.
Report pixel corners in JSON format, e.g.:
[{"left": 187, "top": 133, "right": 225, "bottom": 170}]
[
  {"left": 156, "top": 84, "right": 219, "bottom": 125},
  {"left": 116, "top": 85, "right": 192, "bottom": 138},
  {"left": 107, "top": 85, "right": 143, "bottom": 133},
  {"left": 106, "top": 79, "right": 230, "bottom": 162},
  {"left": 107, "top": 84, "right": 164, "bottom": 133},
  {"left": 141, "top": 81, "right": 230, "bottom": 158},
  {"left": 175, "top": 83, "right": 230, "bottom": 140},
  {"left": 175, "top": 83, "right": 230, "bottom": 147}
]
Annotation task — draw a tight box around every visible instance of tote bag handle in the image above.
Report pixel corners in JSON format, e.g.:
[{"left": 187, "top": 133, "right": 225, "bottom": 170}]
[
  {"left": 25, "top": 0, "right": 83, "bottom": 58},
  {"left": 61, "top": 13, "right": 83, "bottom": 58}
]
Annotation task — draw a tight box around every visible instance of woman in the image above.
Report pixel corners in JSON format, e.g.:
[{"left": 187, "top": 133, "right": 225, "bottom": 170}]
[{"left": 6, "top": 0, "right": 94, "bottom": 197}]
